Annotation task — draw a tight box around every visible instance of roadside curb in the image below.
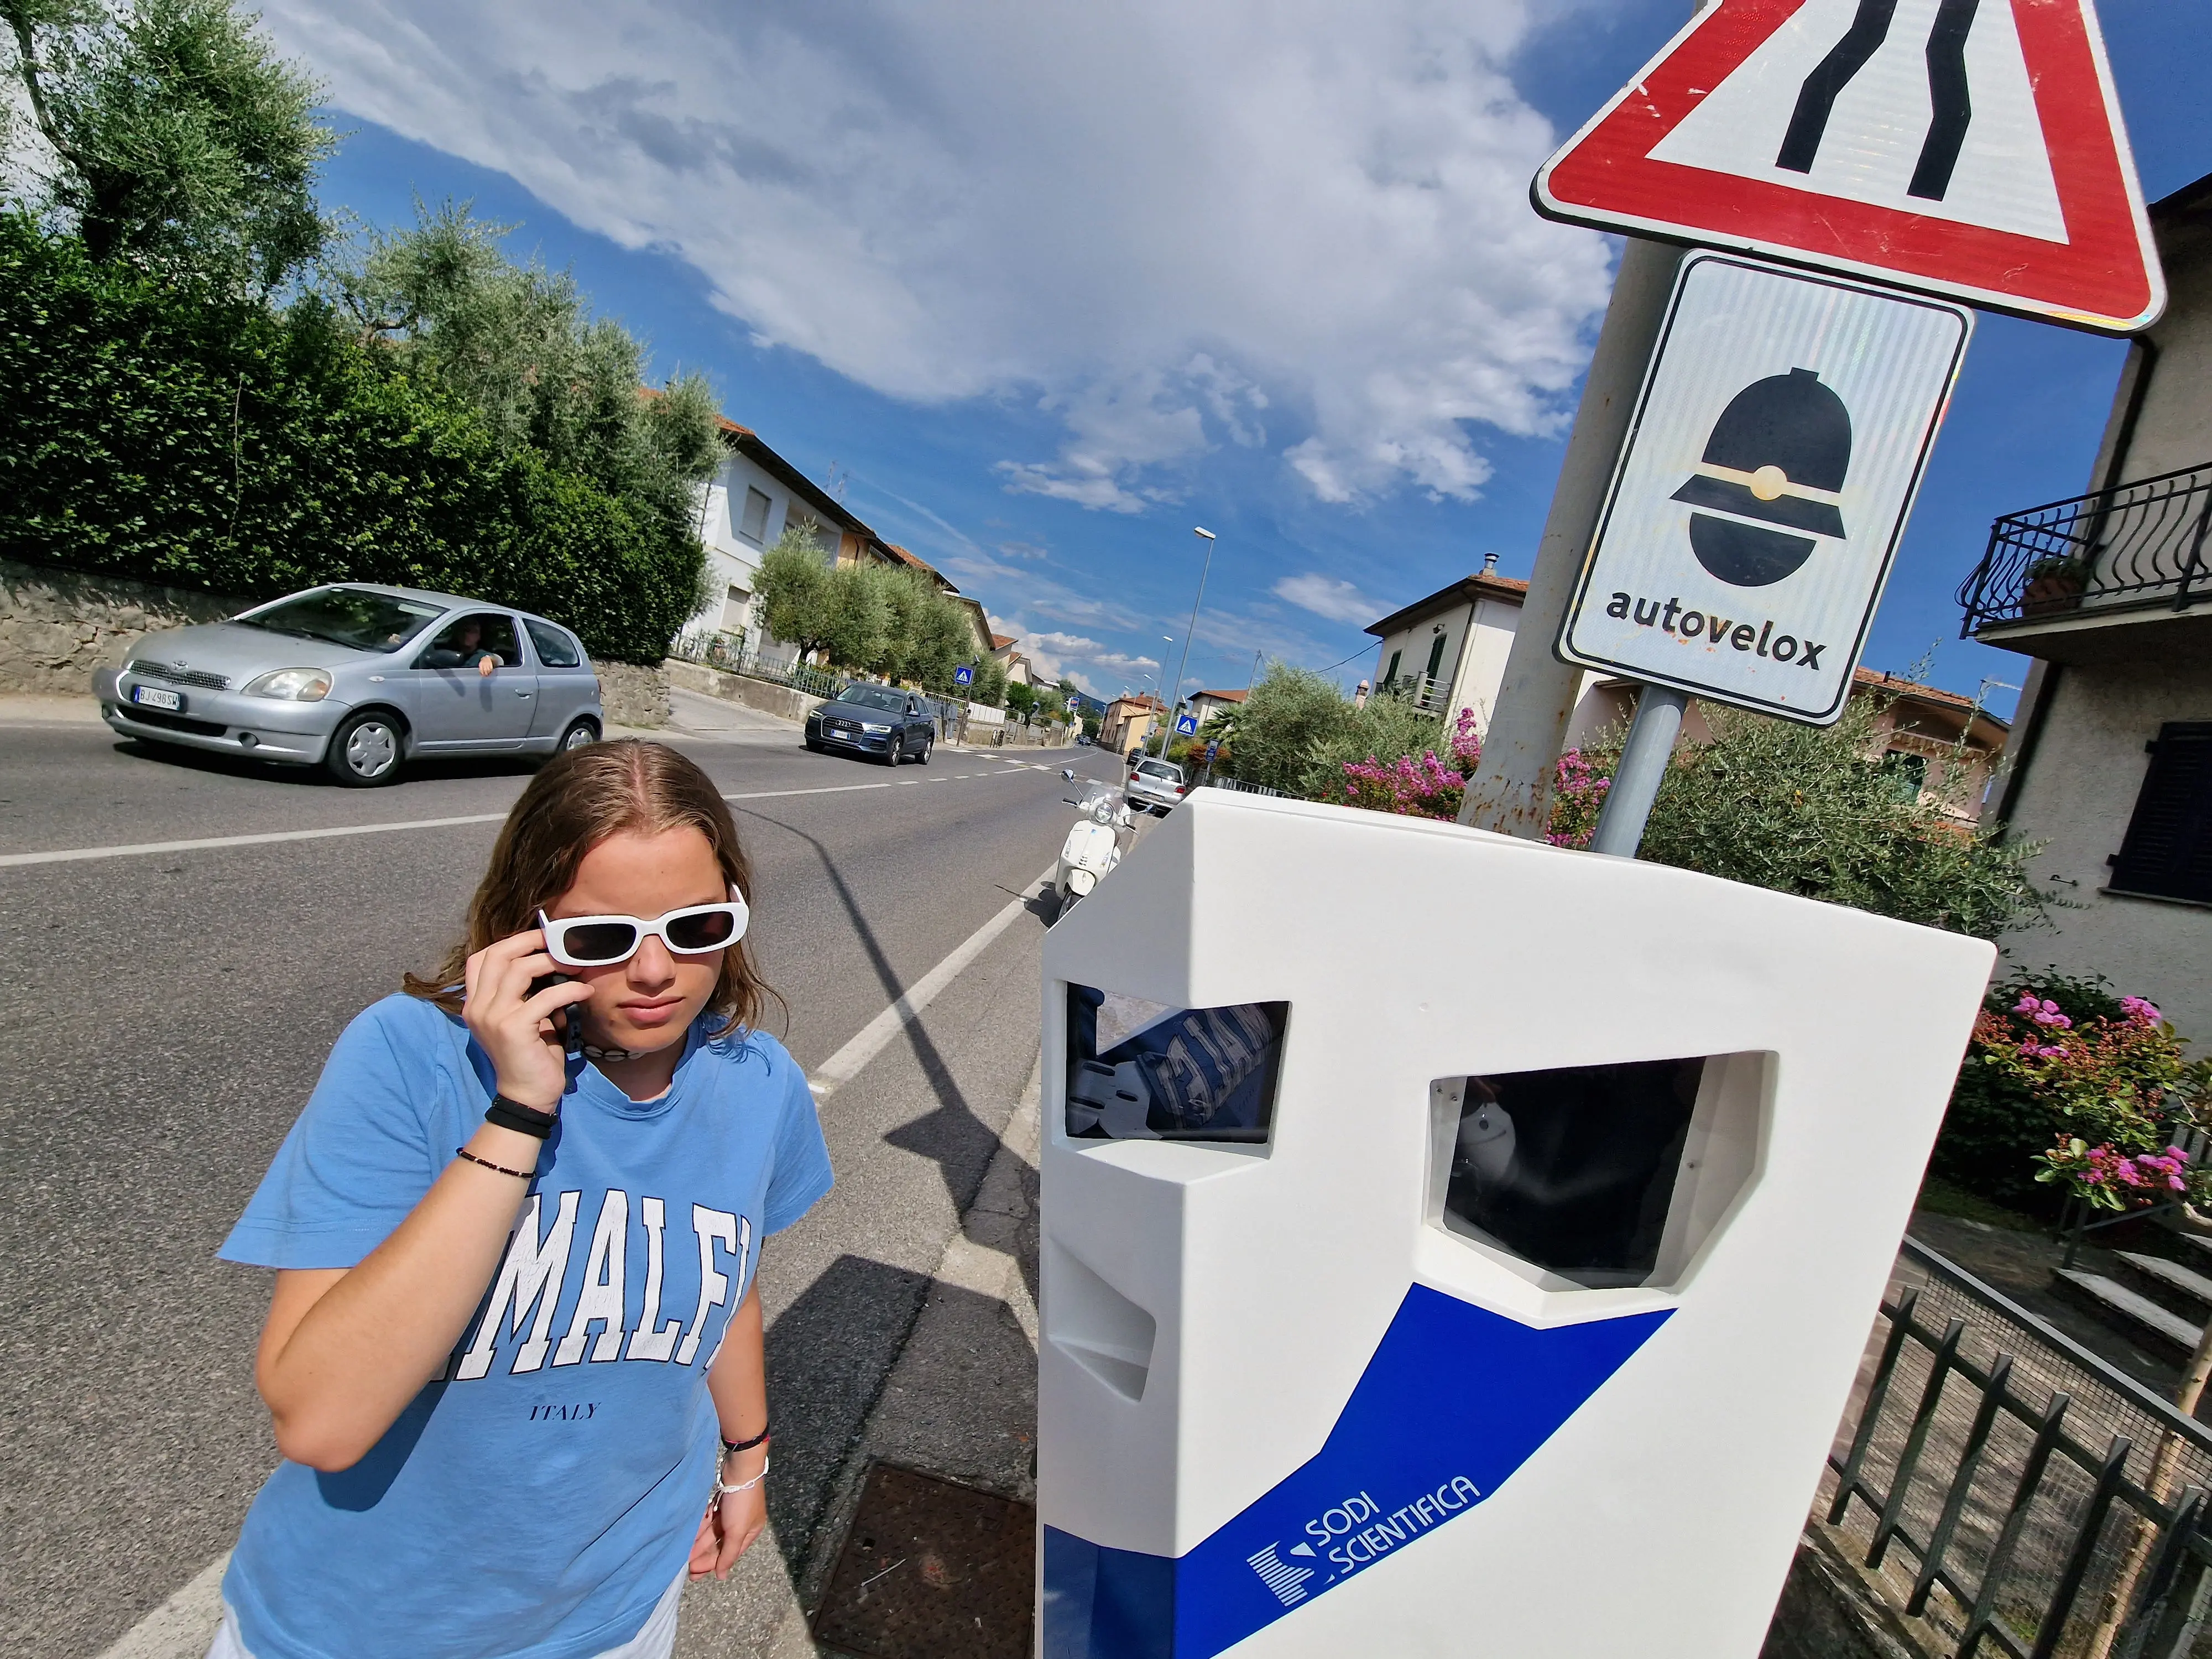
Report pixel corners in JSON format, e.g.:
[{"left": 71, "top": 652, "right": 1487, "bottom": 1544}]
[{"left": 770, "top": 1058, "right": 1044, "bottom": 1656}]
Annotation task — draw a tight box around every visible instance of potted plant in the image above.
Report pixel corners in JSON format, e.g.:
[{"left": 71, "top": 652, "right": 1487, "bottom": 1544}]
[{"left": 2021, "top": 555, "right": 2089, "bottom": 617}]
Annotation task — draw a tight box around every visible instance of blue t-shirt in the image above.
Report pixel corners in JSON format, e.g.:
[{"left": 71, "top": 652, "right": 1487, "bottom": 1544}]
[{"left": 218, "top": 994, "right": 832, "bottom": 1659}]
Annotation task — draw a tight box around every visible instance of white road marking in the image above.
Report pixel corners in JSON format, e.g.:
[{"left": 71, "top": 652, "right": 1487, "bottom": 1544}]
[
  {"left": 93, "top": 1551, "right": 230, "bottom": 1659},
  {"left": 0, "top": 774, "right": 1045, "bottom": 868},
  {"left": 806, "top": 860, "right": 1056, "bottom": 1102}
]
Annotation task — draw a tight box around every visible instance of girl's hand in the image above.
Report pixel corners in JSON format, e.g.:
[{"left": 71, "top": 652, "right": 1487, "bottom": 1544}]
[
  {"left": 691, "top": 1455, "right": 767, "bottom": 1579},
  {"left": 461, "top": 930, "right": 591, "bottom": 1110}
]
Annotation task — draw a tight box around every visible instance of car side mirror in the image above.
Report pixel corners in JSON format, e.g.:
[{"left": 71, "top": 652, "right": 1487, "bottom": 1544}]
[{"left": 1062, "top": 768, "right": 1077, "bottom": 781}]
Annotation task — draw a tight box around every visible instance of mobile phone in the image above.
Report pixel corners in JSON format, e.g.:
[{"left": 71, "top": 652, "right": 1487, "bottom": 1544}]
[{"left": 530, "top": 972, "right": 587, "bottom": 1059}]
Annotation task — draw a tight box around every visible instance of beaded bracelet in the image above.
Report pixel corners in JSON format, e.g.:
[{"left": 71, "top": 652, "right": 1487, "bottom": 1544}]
[{"left": 455, "top": 1146, "right": 534, "bottom": 1180}]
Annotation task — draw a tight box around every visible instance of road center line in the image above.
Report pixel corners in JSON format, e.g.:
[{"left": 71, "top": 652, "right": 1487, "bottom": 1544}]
[
  {"left": 0, "top": 777, "right": 978, "bottom": 868},
  {"left": 807, "top": 861, "right": 1056, "bottom": 1102}
]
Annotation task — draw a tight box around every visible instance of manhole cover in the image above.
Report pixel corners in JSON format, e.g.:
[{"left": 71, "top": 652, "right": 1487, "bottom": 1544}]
[{"left": 812, "top": 1462, "right": 1035, "bottom": 1659}]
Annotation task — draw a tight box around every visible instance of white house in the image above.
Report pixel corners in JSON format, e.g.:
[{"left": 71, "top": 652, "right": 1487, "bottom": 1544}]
[
  {"left": 1365, "top": 556, "right": 1611, "bottom": 737},
  {"left": 1963, "top": 168, "right": 2212, "bottom": 1042},
  {"left": 686, "top": 417, "right": 874, "bottom": 661}
]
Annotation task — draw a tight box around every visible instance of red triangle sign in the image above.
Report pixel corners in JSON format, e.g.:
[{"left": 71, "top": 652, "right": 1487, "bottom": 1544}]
[{"left": 1535, "top": 0, "right": 2164, "bottom": 332}]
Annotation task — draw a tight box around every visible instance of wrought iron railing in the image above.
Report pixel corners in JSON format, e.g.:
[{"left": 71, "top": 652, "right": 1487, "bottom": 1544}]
[
  {"left": 670, "top": 628, "right": 849, "bottom": 700},
  {"left": 1379, "top": 673, "right": 1457, "bottom": 716},
  {"left": 1958, "top": 463, "right": 2212, "bottom": 636},
  {"left": 1822, "top": 1237, "right": 2212, "bottom": 1657}
]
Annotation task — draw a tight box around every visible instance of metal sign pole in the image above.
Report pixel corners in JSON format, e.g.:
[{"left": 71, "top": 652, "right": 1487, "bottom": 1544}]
[
  {"left": 1454, "top": 235, "right": 1687, "bottom": 839},
  {"left": 1587, "top": 684, "right": 1688, "bottom": 857}
]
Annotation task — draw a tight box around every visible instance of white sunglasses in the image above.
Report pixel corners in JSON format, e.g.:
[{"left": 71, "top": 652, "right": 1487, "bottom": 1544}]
[{"left": 538, "top": 890, "right": 750, "bottom": 967}]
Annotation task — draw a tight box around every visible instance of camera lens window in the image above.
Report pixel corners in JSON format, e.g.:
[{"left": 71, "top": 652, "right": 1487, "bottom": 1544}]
[
  {"left": 1064, "top": 984, "right": 1287, "bottom": 1144},
  {"left": 1440, "top": 1057, "right": 1707, "bottom": 1288}
]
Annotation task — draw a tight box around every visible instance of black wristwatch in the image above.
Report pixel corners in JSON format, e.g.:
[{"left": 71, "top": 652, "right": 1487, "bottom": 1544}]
[{"left": 485, "top": 1095, "right": 559, "bottom": 1139}]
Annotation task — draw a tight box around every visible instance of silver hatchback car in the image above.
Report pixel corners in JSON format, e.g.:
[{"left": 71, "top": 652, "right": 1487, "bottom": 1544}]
[{"left": 92, "top": 583, "right": 605, "bottom": 786}]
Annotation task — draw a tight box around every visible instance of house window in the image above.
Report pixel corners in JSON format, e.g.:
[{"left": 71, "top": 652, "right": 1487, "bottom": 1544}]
[
  {"left": 2111, "top": 722, "right": 2212, "bottom": 904},
  {"left": 1879, "top": 751, "right": 1928, "bottom": 804},
  {"left": 1424, "top": 632, "right": 1448, "bottom": 683},
  {"left": 738, "top": 487, "right": 772, "bottom": 546},
  {"left": 721, "top": 585, "right": 752, "bottom": 633},
  {"left": 786, "top": 510, "right": 836, "bottom": 556},
  {"left": 1384, "top": 649, "right": 1402, "bottom": 687}
]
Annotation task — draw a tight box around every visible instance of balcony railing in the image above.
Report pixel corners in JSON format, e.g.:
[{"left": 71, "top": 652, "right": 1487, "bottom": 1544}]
[{"left": 1958, "top": 463, "right": 2212, "bottom": 637}]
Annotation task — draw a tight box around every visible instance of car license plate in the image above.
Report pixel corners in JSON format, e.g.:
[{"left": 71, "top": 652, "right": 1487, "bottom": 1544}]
[{"left": 131, "top": 685, "right": 183, "bottom": 712}]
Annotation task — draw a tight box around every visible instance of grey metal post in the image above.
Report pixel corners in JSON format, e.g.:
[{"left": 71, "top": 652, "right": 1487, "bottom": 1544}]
[
  {"left": 1588, "top": 684, "right": 1688, "bottom": 857},
  {"left": 1157, "top": 528, "right": 1217, "bottom": 756},
  {"left": 1455, "top": 233, "right": 1684, "bottom": 839}
]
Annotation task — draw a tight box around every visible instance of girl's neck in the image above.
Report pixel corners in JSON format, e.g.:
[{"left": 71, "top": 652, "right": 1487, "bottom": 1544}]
[{"left": 593, "top": 1039, "right": 685, "bottom": 1103}]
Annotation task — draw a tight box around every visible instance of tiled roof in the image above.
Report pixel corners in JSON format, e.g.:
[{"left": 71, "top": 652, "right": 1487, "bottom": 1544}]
[
  {"left": 1364, "top": 570, "right": 1532, "bottom": 637},
  {"left": 991, "top": 633, "right": 1018, "bottom": 650},
  {"left": 1193, "top": 688, "right": 1247, "bottom": 703}
]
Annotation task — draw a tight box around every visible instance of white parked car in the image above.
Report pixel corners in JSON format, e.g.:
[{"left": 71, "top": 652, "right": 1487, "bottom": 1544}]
[{"left": 1124, "top": 755, "right": 1187, "bottom": 815}]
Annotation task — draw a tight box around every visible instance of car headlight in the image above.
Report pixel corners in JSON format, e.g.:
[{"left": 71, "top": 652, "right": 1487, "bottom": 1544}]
[
  {"left": 859, "top": 721, "right": 891, "bottom": 733},
  {"left": 242, "top": 668, "right": 332, "bottom": 702}
]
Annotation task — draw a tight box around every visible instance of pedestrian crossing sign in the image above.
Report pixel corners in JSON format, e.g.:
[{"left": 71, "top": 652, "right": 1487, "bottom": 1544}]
[
  {"left": 1534, "top": 0, "right": 2162, "bottom": 333},
  {"left": 1175, "top": 712, "right": 1201, "bottom": 736}
]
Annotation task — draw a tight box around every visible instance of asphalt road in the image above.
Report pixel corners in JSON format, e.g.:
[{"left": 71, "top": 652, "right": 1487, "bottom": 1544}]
[{"left": 0, "top": 708, "right": 1122, "bottom": 1658}]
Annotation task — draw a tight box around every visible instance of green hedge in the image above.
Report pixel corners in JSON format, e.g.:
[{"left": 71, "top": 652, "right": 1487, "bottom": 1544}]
[{"left": 0, "top": 216, "right": 702, "bottom": 663}]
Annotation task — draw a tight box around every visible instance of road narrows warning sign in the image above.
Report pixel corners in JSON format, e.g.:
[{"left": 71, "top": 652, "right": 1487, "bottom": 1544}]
[
  {"left": 1534, "top": 0, "right": 2163, "bottom": 332},
  {"left": 1557, "top": 252, "right": 1971, "bottom": 724}
]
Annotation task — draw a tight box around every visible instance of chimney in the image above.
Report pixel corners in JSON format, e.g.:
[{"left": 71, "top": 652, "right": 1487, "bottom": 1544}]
[{"left": 1481, "top": 552, "right": 1499, "bottom": 576}]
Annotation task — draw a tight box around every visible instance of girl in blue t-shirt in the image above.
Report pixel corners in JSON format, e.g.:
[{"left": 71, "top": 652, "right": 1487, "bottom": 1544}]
[{"left": 210, "top": 739, "right": 833, "bottom": 1659}]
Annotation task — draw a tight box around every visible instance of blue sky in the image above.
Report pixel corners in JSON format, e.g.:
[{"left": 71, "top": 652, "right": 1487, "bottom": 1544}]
[{"left": 282, "top": 0, "right": 2208, "bottom": 712}]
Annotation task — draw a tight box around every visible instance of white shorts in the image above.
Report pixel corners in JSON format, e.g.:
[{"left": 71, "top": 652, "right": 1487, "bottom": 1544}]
[{"left": 205, "top": 1568, "right": 686, "bottom": 1659}]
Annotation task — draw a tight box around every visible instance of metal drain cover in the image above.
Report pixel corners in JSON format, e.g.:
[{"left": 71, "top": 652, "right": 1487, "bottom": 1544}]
[{"left": 812, "top": 1462, "right": 1035, "bottom": 1659}]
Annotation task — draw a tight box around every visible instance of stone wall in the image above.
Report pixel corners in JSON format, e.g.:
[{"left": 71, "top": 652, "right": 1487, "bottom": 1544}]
[
  {"left": 663, "top": 658, "right": 823, "bottom": 726},
  {"left": 0, "top": 558, "right": 244, "bottom": 697},
  {"left": 595, "top": 661, "right": 671, "bottom": 730}
]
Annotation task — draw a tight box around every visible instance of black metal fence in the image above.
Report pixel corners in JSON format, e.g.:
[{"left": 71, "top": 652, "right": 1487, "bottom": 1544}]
[
  {"left": 1957, "top": 463, "right": 2212, "bottom": 635},
  {"left": 1822, "top": 1238, "right": 2212, "bottom": 1657}
]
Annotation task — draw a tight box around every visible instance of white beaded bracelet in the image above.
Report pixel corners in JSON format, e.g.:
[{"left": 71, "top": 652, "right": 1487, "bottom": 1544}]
[{"left": 715, "top": 1457, "right": 769, "bottom": 1497}]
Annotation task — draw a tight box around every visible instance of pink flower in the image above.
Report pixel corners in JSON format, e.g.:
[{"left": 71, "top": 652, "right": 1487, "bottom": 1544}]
[{"left": 2121, "top": 996, "right": 2162, "bottom": 1025}]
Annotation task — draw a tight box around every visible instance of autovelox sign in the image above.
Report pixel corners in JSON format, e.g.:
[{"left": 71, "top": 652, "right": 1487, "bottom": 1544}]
[{"left": 1557, "top": 252, "right": 1970, "bottom": 724}]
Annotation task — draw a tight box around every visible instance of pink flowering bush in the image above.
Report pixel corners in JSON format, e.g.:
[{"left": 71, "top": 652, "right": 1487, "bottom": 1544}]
[
  {"left": 1933, "top": 971, "right": 2209, "bottom": 1214},
  {"left": 1323, "top": 706, "right": 1615, "bottom": 842},
  {"left": 2036, "top": 1138, "right": 2195, "bottom": 1213}
]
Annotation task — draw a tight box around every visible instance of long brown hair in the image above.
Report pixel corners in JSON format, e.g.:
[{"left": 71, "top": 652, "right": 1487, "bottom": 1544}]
[{"left": 404, "top": 739, "right": 777, "bottom": 1037}]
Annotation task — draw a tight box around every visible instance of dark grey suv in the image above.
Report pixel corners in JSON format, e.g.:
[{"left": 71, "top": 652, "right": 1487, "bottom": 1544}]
[{"left": 806, "top": 684, "right": 935, "bottom": 765}]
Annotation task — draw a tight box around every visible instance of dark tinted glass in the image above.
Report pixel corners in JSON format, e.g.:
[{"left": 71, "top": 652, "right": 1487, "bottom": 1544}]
[
  {"left": 1065, "top": 984, "right": 1287, "bottom": 1144},
  {"left": 525, "top": 619, "right": 582, "bottom": 667},
  {"left": 837, "top": 686, "right": 906, "bottom": 712},
  {"left": 665, "top": 909, "right": 737, "bottom": 950},
  {"left": 237, "top": 588, "right": 444, "bottom": 654},
  {"left": 561, "top": 921, "right": 641, "bottom": 962},
  {"left": 1441, "top": 1057, "right": 1705, "bottom": 1288}
]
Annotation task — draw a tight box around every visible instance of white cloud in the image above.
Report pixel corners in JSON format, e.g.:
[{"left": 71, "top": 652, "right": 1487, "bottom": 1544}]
[
  {"left": 1274, "top": 572, "right": 1387, "bottom": 627},
  {"left": 986, "top": 623, "right": 1162, "bottom": 696},
  {"left": 261, "top": 0, "right": 1614, "bottom": 508}
]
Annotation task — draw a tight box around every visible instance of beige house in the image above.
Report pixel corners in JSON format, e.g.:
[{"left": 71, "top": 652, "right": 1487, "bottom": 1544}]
[
  {"left": 990, "top": 632, "right": 1034, "bottom": 687},
  {"left": 1099, "top": 694, "right": 1166, "bottom": 758},
  {"left": 1963, "top": 168, "right": 2212, "bottom": 1041}
]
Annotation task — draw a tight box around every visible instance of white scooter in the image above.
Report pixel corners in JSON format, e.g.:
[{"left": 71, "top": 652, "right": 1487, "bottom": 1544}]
[{"left": 1053, "top": 768, "right": 1134, "bottom": 921}]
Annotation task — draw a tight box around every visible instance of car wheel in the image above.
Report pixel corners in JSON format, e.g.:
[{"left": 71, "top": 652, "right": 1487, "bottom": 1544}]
[
  {"left": 327, "top": 711, "right": 404, "bottom": 787},
  {"left": 559, "top": 718, "right": 598, "bottom": 754},
  {"left": 917, "top": 736, "right": 932, "bottom": 767},
  {"left": 879, "top": 740, "right": 901, "bottom": 766},
  {"left": 805, "top": 736, "right": 823, "bottom": 752}
]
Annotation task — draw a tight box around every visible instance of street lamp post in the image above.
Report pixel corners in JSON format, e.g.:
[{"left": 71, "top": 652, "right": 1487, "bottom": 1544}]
[{"left": 1156, "top": 526, "right": 1217, "bottom": 755}]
